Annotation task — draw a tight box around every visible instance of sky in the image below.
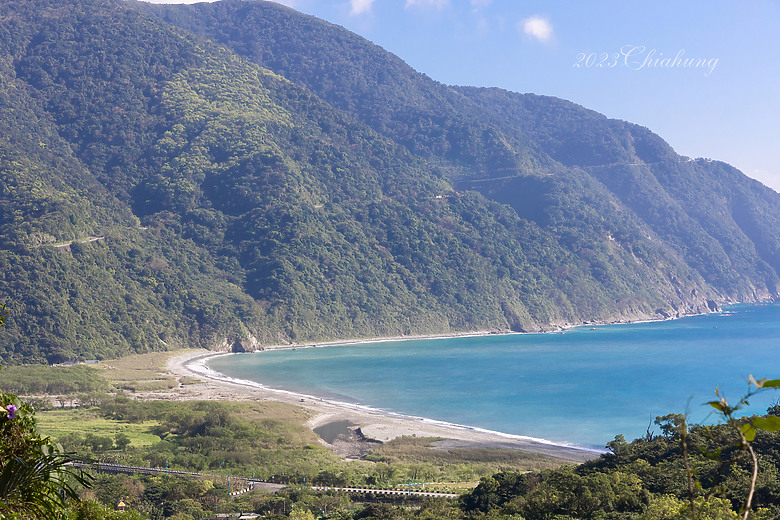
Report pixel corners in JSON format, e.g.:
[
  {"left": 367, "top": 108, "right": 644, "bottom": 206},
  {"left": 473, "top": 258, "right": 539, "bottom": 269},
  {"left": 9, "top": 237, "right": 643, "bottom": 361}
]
[{"left": 144, "top": 0, "right": 780, "bottom": 192}]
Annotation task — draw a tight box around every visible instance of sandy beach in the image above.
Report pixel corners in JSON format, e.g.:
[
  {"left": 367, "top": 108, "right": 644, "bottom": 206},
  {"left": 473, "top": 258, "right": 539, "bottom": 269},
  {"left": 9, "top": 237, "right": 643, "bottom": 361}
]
[{"left": 165, "top": 349, "right": 601, "bottom": 463}]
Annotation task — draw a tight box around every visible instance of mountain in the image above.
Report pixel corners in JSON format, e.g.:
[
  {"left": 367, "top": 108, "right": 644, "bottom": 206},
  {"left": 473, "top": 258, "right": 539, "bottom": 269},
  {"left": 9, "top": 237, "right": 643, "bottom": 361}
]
[
  {"left": 138, "top": 0, "right": 780, "bottom": 301},
  {"left": 0, "top": 0, "right": 776, "bottom": 364}
]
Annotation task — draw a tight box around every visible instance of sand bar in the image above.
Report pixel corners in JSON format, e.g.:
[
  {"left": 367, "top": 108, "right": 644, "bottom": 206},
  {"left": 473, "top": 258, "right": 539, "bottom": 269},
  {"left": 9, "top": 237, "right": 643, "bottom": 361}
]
[{"left": 166, "top": 349, "right": 601, "bottom": 463}]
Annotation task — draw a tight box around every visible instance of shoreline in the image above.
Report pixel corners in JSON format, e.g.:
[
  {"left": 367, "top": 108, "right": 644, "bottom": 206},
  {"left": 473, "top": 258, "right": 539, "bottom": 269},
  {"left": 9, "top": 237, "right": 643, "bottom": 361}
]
[
  {"left": 232, "top": 301, "right": 746, "bottom": 354},
  {"left": 242, "top": 328, "right": 524, "bottom": 353},
  {"left": 166, "top": 349, "right": 602, "bottom": 463},
  {"left": 164, "top": 304, "right": 767, "bottom": 464}
]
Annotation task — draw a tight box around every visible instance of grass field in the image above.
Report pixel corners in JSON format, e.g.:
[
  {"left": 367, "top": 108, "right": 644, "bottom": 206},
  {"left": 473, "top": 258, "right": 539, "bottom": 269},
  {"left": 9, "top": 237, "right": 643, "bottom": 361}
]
[
  {"left": 0, "top": 349, "right": 204, "bottom": 396},
  {"left": 36, "top": 408, "right": 162, "bottom": 448},
  {"left": 96, "top": 349, "right": 197, "bottom": 392}
]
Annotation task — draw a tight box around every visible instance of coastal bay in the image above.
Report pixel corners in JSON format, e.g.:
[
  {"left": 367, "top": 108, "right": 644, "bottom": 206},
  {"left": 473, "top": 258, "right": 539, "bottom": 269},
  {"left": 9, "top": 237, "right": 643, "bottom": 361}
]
[
  {"left": 167, "top": 350, "right": 598, "bottom": 463},
  {"left": 201, "top": 304, "right": 780, "bottom": 449}
]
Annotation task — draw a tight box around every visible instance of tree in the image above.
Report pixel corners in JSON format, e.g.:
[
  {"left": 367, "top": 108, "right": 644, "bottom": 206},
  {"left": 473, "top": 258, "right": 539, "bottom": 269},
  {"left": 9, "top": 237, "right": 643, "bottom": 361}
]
[
  {"left": 61, "top": 499, "right": 147, "bottom": 520},
  {"left": 289, "top": 506, "right": 316, "bottom": 520},
  {"left": 697, "top": 377, "right": 780, "bottom": 520},
  {"left": 114, "top": 433, "right": 131, "bottom": 451},
  {"left": 0, "top": 387, "right": 96, "bottom": 518},
  {"left": 0, "top": 310, "right": 92, "bottom": 518},
  {"left": 461, "top": 475, "right": 500, "bottom": 513}
]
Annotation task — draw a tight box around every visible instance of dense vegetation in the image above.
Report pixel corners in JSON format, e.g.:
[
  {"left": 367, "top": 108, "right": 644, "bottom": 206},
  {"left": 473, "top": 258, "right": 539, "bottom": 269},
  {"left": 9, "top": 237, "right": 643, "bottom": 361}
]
[
  {"left": 460, "top": 418, "right": 780, "bottom": 519},
  {"left": 0, "top": 364, "right": 109, "bottom": 395},
  {"left": 25, "top": 391, "right": 780, "bottom": 519},
  {"left": 33, "top": 395, "right": 565, "bottom": 519},
  {"left": 0, "top": 0, "right": 777, "bottom": 363},
  {"left": 140, "top": 0, "right": 780, "bottom": 303}
]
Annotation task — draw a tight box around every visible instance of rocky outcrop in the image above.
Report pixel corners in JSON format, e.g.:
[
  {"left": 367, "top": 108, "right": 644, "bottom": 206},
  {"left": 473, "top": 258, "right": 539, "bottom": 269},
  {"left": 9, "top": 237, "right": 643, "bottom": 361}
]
[{"left": 214, "top": 334, "right": 262, "bottom": 353}]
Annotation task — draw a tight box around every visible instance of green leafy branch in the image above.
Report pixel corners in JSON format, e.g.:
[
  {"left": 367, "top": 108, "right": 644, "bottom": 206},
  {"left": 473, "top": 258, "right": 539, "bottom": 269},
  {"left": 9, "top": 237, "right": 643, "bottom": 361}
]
[
  {"left": 702, "top": 376, "right": 780, "bottom": 520},
  {"left": 0, "top": 444, "right": 93, "bottom": 518}
]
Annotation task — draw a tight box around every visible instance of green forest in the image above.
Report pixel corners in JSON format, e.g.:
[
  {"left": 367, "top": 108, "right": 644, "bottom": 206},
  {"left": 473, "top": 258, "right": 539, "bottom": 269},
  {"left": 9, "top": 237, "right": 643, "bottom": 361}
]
[{"left": 0, "top": 0, "right": 777, "bottom": 363}]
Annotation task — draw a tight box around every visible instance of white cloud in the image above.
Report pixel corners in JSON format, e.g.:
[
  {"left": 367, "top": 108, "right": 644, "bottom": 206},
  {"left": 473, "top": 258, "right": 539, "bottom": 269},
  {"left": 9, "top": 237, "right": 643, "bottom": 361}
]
[
  {"left": 474, "top": 15, "right": 488, "bottom": 32},
  {"left": 350, "top": 0, "right": 375, "bottom": 15},
  {"left": 520, "top": 15, "right": 553, "bottom": 43},
  {"left": 405, "top": 0, "right": 450, "bottom": 10}
]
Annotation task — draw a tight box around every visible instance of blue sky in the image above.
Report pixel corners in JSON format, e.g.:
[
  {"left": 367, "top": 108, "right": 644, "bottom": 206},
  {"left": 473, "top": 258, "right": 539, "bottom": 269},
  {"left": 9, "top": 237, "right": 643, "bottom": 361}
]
[{"left": 146, "top": 0, "right": 780, "bottom": 192}]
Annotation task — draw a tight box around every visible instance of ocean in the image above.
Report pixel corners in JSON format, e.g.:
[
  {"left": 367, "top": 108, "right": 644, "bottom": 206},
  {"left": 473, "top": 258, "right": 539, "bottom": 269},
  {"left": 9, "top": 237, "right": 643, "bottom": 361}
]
[{"left": 207, "top": 304, "right": 780, "bottom": 449}]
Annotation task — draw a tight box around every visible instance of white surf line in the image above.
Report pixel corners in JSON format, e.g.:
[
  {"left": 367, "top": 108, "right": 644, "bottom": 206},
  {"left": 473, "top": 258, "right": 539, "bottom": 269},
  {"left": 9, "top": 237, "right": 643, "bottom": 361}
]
[{"left": 185, "top": 351, "right": 605, "bottom": 455}]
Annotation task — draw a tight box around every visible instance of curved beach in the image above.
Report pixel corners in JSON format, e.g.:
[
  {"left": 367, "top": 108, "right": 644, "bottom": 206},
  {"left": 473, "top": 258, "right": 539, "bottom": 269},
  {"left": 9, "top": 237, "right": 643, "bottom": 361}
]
[{"left": 166, "top": 349, "right": 601, "bottom": 463}]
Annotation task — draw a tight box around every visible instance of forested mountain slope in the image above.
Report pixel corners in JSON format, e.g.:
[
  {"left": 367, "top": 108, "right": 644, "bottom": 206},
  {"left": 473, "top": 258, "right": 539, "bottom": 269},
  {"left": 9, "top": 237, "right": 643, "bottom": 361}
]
[
  {"left": 0, "top": 0, "right": 776, "bottom": 363},
  {"left": 456, "top": 87, "right": 780, "bottom": 300},
  {"left": 140, "top": 0, "right": 780, "bottom": 304}
]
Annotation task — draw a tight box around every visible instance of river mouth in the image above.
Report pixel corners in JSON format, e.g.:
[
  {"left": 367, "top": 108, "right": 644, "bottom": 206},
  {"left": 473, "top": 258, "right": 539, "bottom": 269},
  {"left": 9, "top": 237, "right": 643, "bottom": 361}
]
[{"left": 313, "top": 420, "right": 357, "bottom": 444}]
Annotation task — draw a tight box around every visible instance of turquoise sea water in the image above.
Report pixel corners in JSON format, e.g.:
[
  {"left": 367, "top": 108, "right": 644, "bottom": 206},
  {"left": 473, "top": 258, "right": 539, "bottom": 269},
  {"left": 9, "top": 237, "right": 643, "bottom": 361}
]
[{"left": 207, "top": 304, "right": 780, "bottom": 449}]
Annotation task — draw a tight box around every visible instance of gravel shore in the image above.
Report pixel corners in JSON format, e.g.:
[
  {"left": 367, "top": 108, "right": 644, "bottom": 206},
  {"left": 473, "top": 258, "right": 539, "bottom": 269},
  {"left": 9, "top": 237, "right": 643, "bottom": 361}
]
[{"left": 165, "top": 349, "right": 600, "bottom": 463}]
